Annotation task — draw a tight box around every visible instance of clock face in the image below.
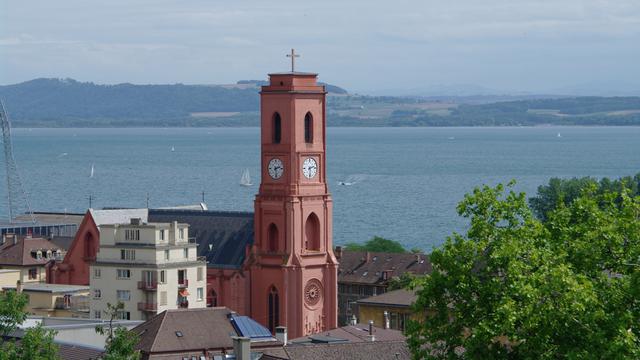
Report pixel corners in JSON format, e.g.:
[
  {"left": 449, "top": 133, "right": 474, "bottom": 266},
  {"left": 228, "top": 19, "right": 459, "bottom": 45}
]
[
  {"left": 302, "top": 158, "right": 317, "bottom": 179},
  {"left": 267, "top": 158, "right": 284, "bottom": 180}
]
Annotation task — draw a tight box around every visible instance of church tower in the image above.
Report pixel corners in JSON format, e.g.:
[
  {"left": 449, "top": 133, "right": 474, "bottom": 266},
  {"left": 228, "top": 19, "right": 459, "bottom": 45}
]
[{"left": 250, "top": 63, "right": 338, "bottom": 339}]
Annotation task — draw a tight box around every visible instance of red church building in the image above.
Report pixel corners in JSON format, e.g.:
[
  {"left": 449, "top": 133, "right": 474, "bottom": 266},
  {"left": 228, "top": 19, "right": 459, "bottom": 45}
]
[{"left": 47, "top": 67, "right": 338, "bottom": 339}]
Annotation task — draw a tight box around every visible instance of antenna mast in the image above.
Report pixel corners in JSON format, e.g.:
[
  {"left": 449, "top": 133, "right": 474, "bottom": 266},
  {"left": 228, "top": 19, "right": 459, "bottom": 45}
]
[{"left": 0, "top": 100, "right": 35, "bottom": 223}]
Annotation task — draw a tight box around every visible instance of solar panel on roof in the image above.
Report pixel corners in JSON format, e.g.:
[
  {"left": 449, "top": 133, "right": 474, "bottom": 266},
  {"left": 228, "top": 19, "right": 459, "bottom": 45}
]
[{"left": 229, "top": 314, "right": 273, "bottom": 340}]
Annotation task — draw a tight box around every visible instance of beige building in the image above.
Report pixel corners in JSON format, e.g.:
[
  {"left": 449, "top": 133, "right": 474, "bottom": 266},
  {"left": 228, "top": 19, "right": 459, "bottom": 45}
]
[
  {"left": 0, "top": 234, "right": 65, "bottom": 284},
  {"left": 90, "top": 218, "right": 206, "bottom": 321},
  {"left": 0, "top": 269, "right": 20, "bottom": 288},
  {"left": 2, "top": 283, "right": 90, "bottom": 318}
]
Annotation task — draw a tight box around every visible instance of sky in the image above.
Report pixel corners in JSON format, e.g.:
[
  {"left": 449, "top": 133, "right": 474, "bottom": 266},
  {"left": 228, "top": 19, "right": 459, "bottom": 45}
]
[{"left": 1, "top": 0, "right": 639, "bottom": 95}]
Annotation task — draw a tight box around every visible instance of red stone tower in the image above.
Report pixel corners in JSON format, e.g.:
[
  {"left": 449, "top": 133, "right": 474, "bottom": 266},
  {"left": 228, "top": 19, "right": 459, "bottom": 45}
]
[{"left": 250, "top": 69, "right": 338, "bottom": 339}]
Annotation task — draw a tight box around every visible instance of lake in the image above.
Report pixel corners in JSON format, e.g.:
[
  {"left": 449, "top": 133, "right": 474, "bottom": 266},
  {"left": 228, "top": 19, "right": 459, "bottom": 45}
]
[{"left": 3, "top": 126, "right": 639, "bottom": 251}]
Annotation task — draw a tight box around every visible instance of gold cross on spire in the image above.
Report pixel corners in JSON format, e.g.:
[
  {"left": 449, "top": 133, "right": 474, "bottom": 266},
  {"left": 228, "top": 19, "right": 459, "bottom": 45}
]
[{"left": 286, "top": 48, "right": 300, "bottom": 72}]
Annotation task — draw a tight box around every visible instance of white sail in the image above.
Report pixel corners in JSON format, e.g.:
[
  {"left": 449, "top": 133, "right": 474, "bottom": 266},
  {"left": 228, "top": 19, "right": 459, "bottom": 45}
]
[
  {"left": 90, "top": 164, "right": 94, "bottom": 178},
  {"left": 240, "top": 169, "right": 252, "bottom": 186}
]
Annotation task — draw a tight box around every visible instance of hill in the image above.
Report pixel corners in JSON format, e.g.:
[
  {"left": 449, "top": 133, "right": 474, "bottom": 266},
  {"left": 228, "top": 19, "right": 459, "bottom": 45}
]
[{"left": 1, "top": 78, "right": 639, "bottom": 127}]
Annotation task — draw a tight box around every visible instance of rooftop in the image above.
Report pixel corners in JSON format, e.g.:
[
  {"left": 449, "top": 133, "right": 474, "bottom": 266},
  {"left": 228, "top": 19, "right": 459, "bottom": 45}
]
[
  {"left": 289, "top": 323, "right": 406, "bottom": 345},
  {"left": 337, "top": 250, "right": 431, "bottom": 285},
  {"left": 0, "top": 236, "right": 63, "bottom": 266},
  {"left": 3, "top": 283, "right": 90, "bottom": 293},
  {"left": 356, "top": 288, "right": 417, "bottom": 308}
]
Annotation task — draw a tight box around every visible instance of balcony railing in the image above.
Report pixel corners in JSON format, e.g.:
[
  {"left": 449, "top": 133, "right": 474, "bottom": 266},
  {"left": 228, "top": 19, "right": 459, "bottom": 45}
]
[
  {"left": 178, "top": 279, "right": 189, "bottom": 288},
  {"left": 137, "top": 281, "right": 158, "bottom": 291},
  {"left": 138, "top": 302, "right": 158, "bottom": 312}
]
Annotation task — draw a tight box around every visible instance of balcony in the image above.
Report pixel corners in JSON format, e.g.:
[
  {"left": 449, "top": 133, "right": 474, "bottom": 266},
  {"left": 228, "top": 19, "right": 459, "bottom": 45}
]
[
  {"left": 137, "top": 281, "right": 158, "bottom": 291},
  {"left": 138, "top": 302, "right": 158, "bottom": 312},
  {"left": 178, "top": 279, "right": 189, "bottom": 288}
]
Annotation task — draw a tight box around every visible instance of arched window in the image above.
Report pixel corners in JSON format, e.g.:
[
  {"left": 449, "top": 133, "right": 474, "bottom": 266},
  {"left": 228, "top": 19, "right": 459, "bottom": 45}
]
[
  {"left": 84, "top": 233, "right": 94, "bottom": 258},
  {"left": 304, "top": 112, "right": 313, "bottom": 143},
  {"left": 267, "top": 223, "right": 278, "bottom": 253},
  {"left": 268, "top": 286, "right": 280, "bottom": 333},
  {"left": 304, "top": 213, "right": 320, "bottom": 251},
  {"left": 272, "top": 113, "right": 282, "bottom": 144},
  {"left": 208, "top": 289, "right": 217, "bottom": 307}
]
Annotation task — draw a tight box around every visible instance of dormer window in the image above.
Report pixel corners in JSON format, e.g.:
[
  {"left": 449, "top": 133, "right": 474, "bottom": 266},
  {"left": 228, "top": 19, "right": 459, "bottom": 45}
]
[{"left": 36, "top": 251, "right": 42, "bottom": 260}]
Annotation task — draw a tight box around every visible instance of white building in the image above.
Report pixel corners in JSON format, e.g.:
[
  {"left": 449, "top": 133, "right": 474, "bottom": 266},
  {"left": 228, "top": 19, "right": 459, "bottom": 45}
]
[{"left": 90, "top": 218, "right": 206, "bottom": 321}]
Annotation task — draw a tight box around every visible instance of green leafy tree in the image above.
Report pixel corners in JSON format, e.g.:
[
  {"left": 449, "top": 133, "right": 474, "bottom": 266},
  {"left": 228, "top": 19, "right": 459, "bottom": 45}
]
[
  {"left": 344, "top": 236, "right": 408, "bottom": 253},
  {"left": 529, "top": 173, "right": 640, "bottom": 220},
  {"left": 406, "top": 181, "right": 640, "bottom": 359},
  {"left": 96, "top": 302, "right": 140, "bottom": 360},
  {"left": 0, "top": 290, "right": 28, "bottom": 336},
  {"left": 387, "top": 272, "right": 417, "bottom": 291},
  {"left": 0, "top": 290, "right": 58, "bottom": 360}
]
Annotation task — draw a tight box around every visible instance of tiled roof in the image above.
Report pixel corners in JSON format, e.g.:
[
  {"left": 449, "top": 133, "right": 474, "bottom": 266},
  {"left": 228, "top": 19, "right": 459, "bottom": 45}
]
[
  {"left": 2, "top": 283, "right": 89, "bottom": 293},
  {"left": 148, "top": 209, "right": 254, "bottom": 268},
  {"left": 289, "top": 323, "right": 406, "bottom": 344},
  {"left": 1, "top": 337, "right": 103, "bottom": 360},
  {"left": 262, "top": 341, "right": 411, "bottom": 360},
  {"left": 0, "top": 236, "right": 62, "bottom": 266},
  {"left": 356, "top": 289, "right": 417, "bottom": 308},
  {"left": 132, "top": 307, "right": 279, "bottom": 355},
  {"left": 337, "top": 251, "right": 431, "bottom": 285}
]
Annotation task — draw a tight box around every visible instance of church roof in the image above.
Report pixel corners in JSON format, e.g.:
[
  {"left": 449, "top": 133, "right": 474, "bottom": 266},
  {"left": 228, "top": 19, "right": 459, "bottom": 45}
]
[{"left": 147, "top": 209, "right": 254, "bottom": 268}]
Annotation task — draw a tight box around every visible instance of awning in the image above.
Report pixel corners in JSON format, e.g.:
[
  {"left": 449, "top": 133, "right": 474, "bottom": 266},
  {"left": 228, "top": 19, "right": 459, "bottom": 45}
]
[{"left": 179, "top": 289, "right": 190, "bottom": 297}]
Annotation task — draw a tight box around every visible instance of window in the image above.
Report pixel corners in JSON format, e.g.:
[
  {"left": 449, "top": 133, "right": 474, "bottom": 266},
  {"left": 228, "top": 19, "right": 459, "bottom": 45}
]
[
  {"left": 165, "top": 250, "right": 170, "bottom": 260},
  {"left": 94, "top": 310, "right": 101, "bottom": 319},
  {"left": 183, "top": 248, "right": 189, "bottom": 258},
  {"left": 28, "top": 268, "right": 38, "bottom": 280},
  {"left": 197, "top": 288, "right": 204, "bottom": 301},
  {"left": 304, "top": 213, "right": 321, "bottom": 251},
  {"left": 120, "top": 249, "right": 135, "bottom": 260},
  {"left": 160, "top": 291, "right": 167, "bottom": 306},
  {"left": 197, "top": 267, "right": 203, "bottom": 281},
  {"left": 179, "top": 228, "right": 184, "bottom": 240},
  {"left": 268, "top": 286, "right": 280, "bottom": 333},
  {"left": 36, "top": 251, "right": 42, "bottom": 260},
  {"left": 267, "top": 223, "right": 278, "bottom": 252},
  {"left": 93, "top": 268, "right": 101, "bottom": 278},
  {"left": 125, "top": 229, "right": 140, "bottom": 241},
  {"left": 159, "top": 230, "right": 165, "bottom": 241},
  {"left": 116, "top": 311, "right": 131, "bottom": 320},
  {"left": 117, "top": 269, "right": 131, "bottom": 279},
  {"left": 304, "top": 112, "right": 313, "bottom": 143},
  {"left": 117, "top": 290, "right": 130, "bottom": 301},
  {"left": 93, "top": 289, "right": 101, "bottom": 299},
  {"left": 178, "top": 269, "right": 187, "bottom": 286},
  {"left": 46, "top": 250, "right": 52, "bottom": 259},
  {"left": 160, "top": 270, "right": 166, "bottom": 284},
  {"left": 272, "top": 112, "right": 282, "bottom": 144}
]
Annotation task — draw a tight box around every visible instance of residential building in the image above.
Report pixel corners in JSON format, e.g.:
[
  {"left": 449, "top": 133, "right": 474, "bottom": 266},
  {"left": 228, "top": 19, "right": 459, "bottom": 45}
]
[
  {"left": 0, "top": 269, "right": 20, "bottom": 287},
  {"left": 357, "top": 288, "right": 417, "bottom": 331},
  {"left": 132, "top": 307, "right": 282, "bottom": 359},
  {"left": 90, "top": 218, "right": 206, "bottom": 321},
  {"left": 0, "top": 234, "right": 65, "bottom": 284},
  {"left": 336, "top": 249, "right": 431, "bottom": 325},
  {"left": 2, "top": 282, "right": 90, "bottom": 318}
]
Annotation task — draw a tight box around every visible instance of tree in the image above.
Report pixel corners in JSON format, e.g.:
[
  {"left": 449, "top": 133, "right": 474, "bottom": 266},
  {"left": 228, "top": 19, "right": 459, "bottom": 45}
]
[
  {"left": 96, "top": 302, "right": 140, "bottom": 360},
  {"left": 0, "top": 290, "right": 58, "bottom": 360},
  {"left": 0, "top": 290, "right": 28, "bottom": 336},
  {"left": 344, "top": 236, "right": 408, "bottom": 253},
  {"left": 406, "top": 181, "right": 640, "bottom": 359},
  {"left": 529, "top": 173, "right": 640, "bottom": 220}
]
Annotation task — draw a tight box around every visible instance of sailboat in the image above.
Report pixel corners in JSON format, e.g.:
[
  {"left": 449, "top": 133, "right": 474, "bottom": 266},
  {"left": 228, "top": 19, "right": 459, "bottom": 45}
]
[
  {"left": 240, "top": 169, "right": 252, "bottom": 187},
  {"left": 171, "top": 146, "right": 175, "bottom": 152},
  {"left": 89, "top": 164, "right": 95, "bottom": 178}
]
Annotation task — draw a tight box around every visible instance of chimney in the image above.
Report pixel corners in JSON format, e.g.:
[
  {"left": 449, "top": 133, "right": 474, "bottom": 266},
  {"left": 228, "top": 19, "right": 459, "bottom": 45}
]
[
  {"left": 415, "top": 254, "right": 421, "bottom": 263},
  {"left": 16, "top": 280, "right": 23, "bottom": 294},
  {"left": 335, "top": 246, "right": 343, "bottom": 260},
  {"left": 232, "top": 336, "right": 250, "bottom": 360},
  {"left": 367, "top": 320, "right": 375, "bottom": 341},
  {"left": 350, "top": 314, "right": 358, "bottom": 326},
  {"left": 275, "top": 326, "right": 288, "bottom": 344},
  {"left": 13, "top": 234, "right": 18, "bottom": 245},
  {"left": 366, "top": 251, "right": 371, "bottom": 263},
  {"left": 383, "top": 311, "right": 390, "bottom": 329}
]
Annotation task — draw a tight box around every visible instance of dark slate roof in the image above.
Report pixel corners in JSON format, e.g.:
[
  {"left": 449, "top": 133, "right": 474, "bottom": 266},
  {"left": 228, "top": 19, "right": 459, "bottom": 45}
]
[
  {"left": 337, "top": 251, "right": 431, "bottom": 285},
  {"left": 148, "top": 209, "right": 254, "bottom": 268},
  {"left": 50, "top": 236, "right": 75, "bottom": 251},
  {"left": 356, "top": 289, "right": 417, "bottom": 308},
  {"left": 262, "top": 341, "right": 411, "bottom": 360}
]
